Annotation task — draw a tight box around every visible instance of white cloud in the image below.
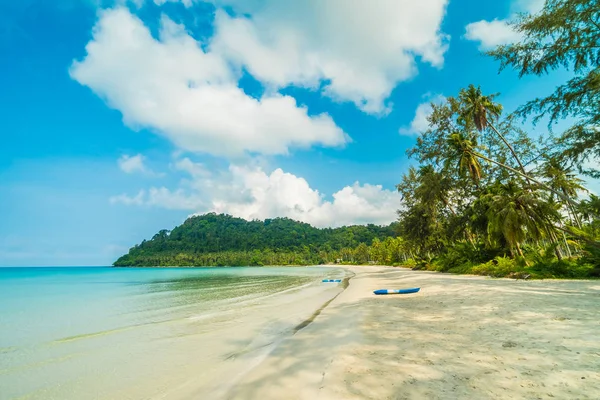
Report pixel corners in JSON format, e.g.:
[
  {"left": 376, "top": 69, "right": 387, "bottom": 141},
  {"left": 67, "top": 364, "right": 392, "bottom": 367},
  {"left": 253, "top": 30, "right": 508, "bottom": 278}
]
[
  {"left": 70, "top": 8, "right": 348, "bottom": 157},
  {"left": 211, "top": 0, "right": 449, "bottom": 114},
  {"left": 118, "top": 154, "right": 146, "bottom": 174},
  {"left": 464, "top": 0, "right": 544, "bottom": 50},
  {"left": 399, "top": 94, "right": 445, "bottom": 136},
  {"left": 110, "top": 161, "right": 401, "bottom": 227},
  {"left": 464, "top": 19, "right": 522, "bottom": 50}
]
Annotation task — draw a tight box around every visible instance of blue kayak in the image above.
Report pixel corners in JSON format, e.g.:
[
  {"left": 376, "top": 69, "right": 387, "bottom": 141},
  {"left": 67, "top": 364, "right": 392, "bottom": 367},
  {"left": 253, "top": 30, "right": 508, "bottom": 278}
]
[
  {"left": 373, "top": 288, "right": 420, "bottom": 295},
  {"left": 322, "top": 279, "right": 342, "bottom": 282}
]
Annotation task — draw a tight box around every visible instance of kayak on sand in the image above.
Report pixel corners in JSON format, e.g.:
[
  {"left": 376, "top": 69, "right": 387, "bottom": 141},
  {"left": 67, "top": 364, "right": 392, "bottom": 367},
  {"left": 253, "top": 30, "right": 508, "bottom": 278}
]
[{"left": 373, "top": 288, "right": 420, "bottom": 295}]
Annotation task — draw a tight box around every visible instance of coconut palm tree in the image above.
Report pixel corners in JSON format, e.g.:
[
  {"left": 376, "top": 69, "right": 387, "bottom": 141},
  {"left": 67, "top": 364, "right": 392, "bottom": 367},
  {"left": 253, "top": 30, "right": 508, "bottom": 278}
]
[
  {"left": 485, "top": 181, "right": 561, "bottom": 260},
  {"left": 539, "top": 158, "right": 586, "bottom": 228},
  {"left": 578, "top": 194, "right": 600, "bottom": 223},
  {"left": 445, "top": 131, "right": 483, "bottom": 185},
  {"left": 444, "top": 131, "right": 598, "bottom": 252},
  {"left": 468, "top": 149, "right": 582, "bottom": 210},
  {"left": 458, "top": 85, "right": 531, "bottom": 182}
]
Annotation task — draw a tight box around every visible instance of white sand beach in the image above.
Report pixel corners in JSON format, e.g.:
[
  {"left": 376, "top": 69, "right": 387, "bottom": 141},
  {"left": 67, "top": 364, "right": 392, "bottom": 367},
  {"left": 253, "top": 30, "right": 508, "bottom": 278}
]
[{"left": 225, "top": 266, "right": 600, "bottom": 400}]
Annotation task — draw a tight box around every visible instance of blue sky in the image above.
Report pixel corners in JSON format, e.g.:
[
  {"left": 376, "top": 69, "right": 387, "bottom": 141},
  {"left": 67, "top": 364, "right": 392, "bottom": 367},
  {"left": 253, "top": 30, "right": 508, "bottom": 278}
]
[{"left": 0, "top": 0, "right": 591, "bottom": 266}]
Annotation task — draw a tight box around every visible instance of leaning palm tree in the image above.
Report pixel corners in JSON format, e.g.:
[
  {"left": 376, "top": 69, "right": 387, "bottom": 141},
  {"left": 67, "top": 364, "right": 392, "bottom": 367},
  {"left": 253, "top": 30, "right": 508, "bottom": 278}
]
[
  {"left": 446, "top": 138, "right": 581, "bottom": 211},
  {"left": 539, "top": 158, "right": 586, "bottom": 228},
  {"left": 458, "top": 85, "right": 531, "bottom": 182},
  {"left": 485, "top": 181, "right": 562, "bottom": 260}
]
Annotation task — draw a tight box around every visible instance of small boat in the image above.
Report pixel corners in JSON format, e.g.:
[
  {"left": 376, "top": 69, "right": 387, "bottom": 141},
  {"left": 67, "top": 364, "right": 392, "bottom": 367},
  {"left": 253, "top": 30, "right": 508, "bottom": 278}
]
[
  {"left": 373, "top": 288, "right": 420, "bottom": 295},
  {"left": 322, "top": 279, "right": 342, "bottom": 282}
]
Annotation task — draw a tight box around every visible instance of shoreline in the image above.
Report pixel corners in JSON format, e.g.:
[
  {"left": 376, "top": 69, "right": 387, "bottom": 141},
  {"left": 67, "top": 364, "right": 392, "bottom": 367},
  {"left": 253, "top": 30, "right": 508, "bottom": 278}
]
[
  {"left": 224, "top": 265, "right": 600, "bottom": 399},
  {"left": 112, "top": 263, "right": 600, "bottom": 281}
]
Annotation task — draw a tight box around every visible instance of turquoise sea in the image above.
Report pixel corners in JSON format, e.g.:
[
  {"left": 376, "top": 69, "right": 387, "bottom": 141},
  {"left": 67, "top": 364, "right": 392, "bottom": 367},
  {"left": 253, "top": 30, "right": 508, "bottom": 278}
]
[{"left": 0, "top": 266, "right": 344, "bottom": 399}]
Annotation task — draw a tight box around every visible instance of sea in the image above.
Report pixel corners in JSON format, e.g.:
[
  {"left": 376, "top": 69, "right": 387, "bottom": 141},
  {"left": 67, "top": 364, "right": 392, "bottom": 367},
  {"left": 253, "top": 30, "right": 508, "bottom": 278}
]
[{"left": 0, "top": 266, "right": 345, "bottom": 400}]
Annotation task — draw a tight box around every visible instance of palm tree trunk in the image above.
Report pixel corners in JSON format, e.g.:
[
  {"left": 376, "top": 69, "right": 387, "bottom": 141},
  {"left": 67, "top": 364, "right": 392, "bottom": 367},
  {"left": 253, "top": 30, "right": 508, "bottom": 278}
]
[
  {"left": 562, "top": 231, "right": 572, "bottom": 258},
  {"left": 471, "top": 151, "right": 582, "bottom": 210},
  {"left": 489, "top": 123, "right": 533, "bottom": 187},
  {"left": 552, "top": 224, "right": 600, "bottom": 250},
  {"left": 565, "top": 199, "right": 583, "bottom": 229},
  {"left": 549, "top": 229, "right": 564, "bottom": 261},
  {"left": 515, "top": 242, "right": 528, "bottom": 265}
]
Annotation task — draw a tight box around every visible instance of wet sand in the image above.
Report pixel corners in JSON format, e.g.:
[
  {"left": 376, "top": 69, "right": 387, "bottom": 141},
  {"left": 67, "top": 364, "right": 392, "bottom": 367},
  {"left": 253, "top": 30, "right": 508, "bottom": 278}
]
[{"left": 226, "top": 266, "right": 600, "bottom": 400}]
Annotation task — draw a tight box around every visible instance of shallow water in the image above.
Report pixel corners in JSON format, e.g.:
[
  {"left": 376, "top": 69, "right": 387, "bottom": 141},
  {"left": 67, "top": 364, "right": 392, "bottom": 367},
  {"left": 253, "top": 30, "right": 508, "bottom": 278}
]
[{"left": 0, "top": 266, "right": 344, "bottom": 399}]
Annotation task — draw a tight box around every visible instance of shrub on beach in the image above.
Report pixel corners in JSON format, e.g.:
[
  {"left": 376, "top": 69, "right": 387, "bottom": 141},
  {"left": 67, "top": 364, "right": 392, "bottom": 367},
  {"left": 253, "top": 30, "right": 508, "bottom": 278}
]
[{"left": 471, "top": 257, "right": 520, "bottom": 278}]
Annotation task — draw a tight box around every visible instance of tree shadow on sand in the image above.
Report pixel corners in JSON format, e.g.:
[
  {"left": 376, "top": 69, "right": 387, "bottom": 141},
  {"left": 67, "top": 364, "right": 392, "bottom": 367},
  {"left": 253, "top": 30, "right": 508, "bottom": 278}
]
[{"left": 223, "top": 272, "right": 600, "bottom": 400}]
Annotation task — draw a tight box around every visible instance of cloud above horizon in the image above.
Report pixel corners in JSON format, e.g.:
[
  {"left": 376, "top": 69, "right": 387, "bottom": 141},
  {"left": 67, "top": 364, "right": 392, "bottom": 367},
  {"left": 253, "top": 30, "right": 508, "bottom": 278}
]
[{"left": 110, "top": 160, "right": 401, "bottom": 227}]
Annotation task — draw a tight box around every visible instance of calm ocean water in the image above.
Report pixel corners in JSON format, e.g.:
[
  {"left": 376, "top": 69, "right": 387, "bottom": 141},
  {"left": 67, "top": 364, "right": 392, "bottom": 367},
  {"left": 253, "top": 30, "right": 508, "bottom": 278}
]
[{"left": 0, "top": 266, "right": 343, "bottom": 399}]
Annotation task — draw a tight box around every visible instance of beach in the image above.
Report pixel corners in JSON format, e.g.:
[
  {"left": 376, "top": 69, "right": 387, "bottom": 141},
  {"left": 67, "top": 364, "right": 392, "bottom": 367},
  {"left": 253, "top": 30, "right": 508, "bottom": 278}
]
[
  {"left": 227, "top": 266, "right": 600, "bottom": 400},
  {"left": 2, "top": 266, "right": 599, "bottom": 400}
]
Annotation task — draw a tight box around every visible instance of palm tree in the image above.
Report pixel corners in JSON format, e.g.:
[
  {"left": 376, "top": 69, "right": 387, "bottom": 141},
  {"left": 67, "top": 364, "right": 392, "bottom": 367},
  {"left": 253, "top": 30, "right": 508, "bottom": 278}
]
[
  {"left": 458, "top": 84, "right": 531, "bottom": 183},
  {"left": 539, "top": 158, "right": 586, "bottom": 228},
  {"left": 444, "top": 132, "right": 599, "bottom": 251},
  {"left": 578, "top": 194, "right": 600, "bottom": 223},
  {"left": 468, "top": 149, "right": 581, "bottom": 210},
  {"left": 485, "top": 181, "right": 561, "bottom": 260},
  {"left": 445, "top": 132, "right": 483, "bottom": 185}
]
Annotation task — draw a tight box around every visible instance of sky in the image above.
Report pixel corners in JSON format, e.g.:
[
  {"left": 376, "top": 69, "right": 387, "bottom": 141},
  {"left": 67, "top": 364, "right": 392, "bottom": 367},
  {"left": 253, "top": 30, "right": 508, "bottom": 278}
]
[{"left": 0, "top": 0, "right": 594, "bottom": 266}]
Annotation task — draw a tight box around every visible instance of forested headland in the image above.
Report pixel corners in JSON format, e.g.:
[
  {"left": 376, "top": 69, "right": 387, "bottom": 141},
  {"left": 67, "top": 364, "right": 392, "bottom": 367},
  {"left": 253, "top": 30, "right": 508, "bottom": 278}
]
[
  {"left": 115, "top": 0, "right": 599, "bottom": 278},
  {"left": 113, "top": 213, "right": 403, "bottom": 267}
]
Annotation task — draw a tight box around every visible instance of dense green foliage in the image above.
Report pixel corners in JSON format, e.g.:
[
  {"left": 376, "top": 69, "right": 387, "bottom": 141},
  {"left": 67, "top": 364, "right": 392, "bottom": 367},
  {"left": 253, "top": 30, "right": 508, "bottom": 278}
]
[
  {"left": 395, "top": 82, "right": 599, "bottom": 278},
  {"left": 114, "top": 213, "right": 402, "bottom": 266}
]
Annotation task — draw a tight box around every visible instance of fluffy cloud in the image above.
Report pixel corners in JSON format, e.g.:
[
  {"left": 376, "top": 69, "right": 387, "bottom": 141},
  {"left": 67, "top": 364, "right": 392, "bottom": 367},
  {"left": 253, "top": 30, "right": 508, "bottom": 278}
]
[
  {"left": 110, "top": 161, "right": 401, "bottom": 227},
  {"left": 464, "top": 19, "right": 522, "bottom": 50},
  {"left": 211, "top": 0, "right": 449, "bottom": 114},
  {"left": 399, "top": 94, "right": 445, "bottom": 136},
  {"left": 464, "top": 0, "right": 544, "bottom": 50},
  {"left": 70, "top": 8, "right": 347, "bottom": 157}
]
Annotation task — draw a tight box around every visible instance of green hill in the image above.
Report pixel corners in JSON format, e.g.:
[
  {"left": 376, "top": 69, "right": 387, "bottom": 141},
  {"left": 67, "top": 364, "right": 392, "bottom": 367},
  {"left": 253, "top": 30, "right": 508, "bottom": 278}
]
[{"left": 114, "top": 213, "right": 399, "bottom": 266}]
